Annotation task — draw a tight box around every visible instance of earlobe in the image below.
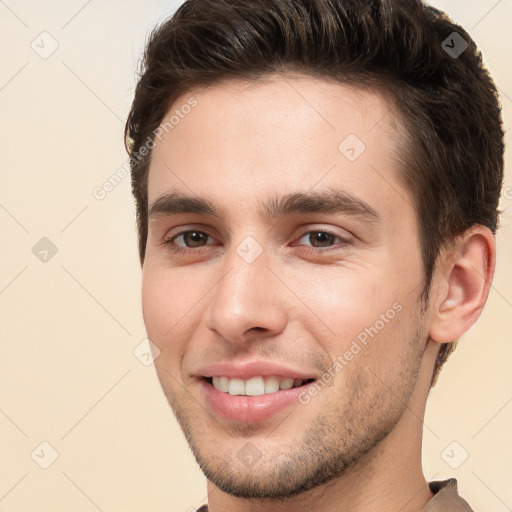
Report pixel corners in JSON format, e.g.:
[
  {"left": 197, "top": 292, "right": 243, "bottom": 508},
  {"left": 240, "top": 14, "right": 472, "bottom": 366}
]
[{"left": 429, "top": 226, "right": 495, "bottom": 344}]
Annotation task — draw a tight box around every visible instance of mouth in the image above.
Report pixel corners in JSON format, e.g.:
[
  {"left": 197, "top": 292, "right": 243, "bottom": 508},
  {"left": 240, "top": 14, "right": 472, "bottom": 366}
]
[
  {"left": 200, "top": 375, "right": 317, "bottom": 422},
  {"left": 196, "top": 360, "right": 320, "bottom": 422},
  {"left": 203, "top": 376, "right": 316, "bottom": 396}
]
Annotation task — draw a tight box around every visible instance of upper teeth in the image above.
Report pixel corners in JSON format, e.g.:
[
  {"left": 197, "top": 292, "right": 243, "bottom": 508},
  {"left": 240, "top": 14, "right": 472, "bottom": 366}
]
[{"left": 211, "top": 376, "right": 306, "bottom": 396}]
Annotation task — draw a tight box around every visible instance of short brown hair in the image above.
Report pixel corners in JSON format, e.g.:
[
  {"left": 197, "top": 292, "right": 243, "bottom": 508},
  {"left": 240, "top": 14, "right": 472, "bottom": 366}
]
[{"left": 125, "top": 0, "right": 504, "bottom": 386}]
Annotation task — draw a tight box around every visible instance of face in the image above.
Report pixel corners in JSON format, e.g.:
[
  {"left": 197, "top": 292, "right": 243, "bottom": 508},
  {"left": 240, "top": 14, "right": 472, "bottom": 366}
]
[{"left": 142, "top": 76, "right": 429, "bottom": 499}]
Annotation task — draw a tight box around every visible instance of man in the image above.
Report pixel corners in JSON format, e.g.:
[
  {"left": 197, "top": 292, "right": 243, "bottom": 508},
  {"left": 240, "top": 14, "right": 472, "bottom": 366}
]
[{"left": 124, "top": 0, "right": 504, "bottom": 510}]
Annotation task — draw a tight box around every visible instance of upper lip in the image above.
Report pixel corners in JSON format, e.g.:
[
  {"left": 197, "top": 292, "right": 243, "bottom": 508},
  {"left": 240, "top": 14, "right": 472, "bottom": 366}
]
[{"left": 197, "top": 359, "right": 318, "bottom": 381}]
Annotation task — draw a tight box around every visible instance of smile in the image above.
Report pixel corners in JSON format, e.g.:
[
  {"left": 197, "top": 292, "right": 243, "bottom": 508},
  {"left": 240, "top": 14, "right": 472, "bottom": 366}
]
[
  {"left": 207, "top": 376, "right": 315, "bottom": 396},
  {"left": 201, "top": 376, "right": 317, "bottom": 422}
]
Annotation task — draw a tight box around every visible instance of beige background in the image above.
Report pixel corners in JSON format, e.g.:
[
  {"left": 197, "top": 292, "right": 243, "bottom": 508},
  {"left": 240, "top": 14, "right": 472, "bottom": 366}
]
[{"left": 0, "top": 1, "right": 511, "bottom": 511}]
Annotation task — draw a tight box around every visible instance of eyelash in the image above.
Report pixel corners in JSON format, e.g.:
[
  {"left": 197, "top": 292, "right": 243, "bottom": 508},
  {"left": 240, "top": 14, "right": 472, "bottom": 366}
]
[{"left": 161, "top": 228, "right": 352, "bottom": 255}]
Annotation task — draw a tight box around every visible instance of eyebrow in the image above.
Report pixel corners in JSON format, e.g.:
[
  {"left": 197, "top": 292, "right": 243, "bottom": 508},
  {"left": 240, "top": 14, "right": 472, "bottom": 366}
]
[{"left": 148, "top": 188, "right": 381, "bottom": 224}]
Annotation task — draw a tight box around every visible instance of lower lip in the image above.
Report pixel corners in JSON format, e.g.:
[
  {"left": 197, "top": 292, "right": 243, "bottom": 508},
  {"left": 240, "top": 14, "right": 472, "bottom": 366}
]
[{"left": 200, "top": 379, "right": 314, "bottom": 422}]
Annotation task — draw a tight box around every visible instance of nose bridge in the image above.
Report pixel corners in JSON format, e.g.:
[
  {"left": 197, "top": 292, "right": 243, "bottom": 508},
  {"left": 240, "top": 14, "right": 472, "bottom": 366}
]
[{"left": 205, "top": 237, "right": 286, "bottom": 342}]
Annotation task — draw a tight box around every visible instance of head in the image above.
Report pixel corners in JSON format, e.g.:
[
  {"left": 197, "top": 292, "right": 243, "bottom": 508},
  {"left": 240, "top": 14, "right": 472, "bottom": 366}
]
[{"left": 125, "top": 0, "right": 503, "bottom": 502}]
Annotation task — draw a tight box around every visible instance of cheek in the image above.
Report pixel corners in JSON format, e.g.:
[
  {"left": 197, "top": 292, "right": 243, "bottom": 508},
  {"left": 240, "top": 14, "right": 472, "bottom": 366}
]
[
  {"left": 331, "top": 301, "right": 422, "bottom": 416},
  {"left": 141, "top": 267, "right": 190, "bottom": 365},
  {"left": 293, "top": 266, "right": 401, "bottom": 349},
  {"left": 141, "top": 265, "right": 194, "bottom": 330},
  {"left": 141, "top": 270, "right": 167, "bottom": 337}
]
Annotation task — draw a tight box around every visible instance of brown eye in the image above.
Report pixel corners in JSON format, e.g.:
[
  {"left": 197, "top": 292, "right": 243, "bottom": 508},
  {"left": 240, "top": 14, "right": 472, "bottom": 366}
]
[
  {"left": 303, "top": 231, "right": 337, "bottom": 248},
  {"left": 297, "top": 230, "right": 350, "bottom": 250},
  {"left": 164, "top": 230, "right": 215, "bottom": 251},
  {"left": 178, "top": 231, "right": 210, "bottom": 247}
]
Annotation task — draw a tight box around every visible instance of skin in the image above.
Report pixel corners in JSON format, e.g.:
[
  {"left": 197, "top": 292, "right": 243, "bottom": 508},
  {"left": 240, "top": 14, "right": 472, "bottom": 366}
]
[{"left": 141, "top": 75, "right": 495, "bottom": 512}]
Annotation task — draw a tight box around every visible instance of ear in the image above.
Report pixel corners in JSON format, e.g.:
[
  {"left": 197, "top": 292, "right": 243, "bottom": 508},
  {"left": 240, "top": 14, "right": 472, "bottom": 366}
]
[{"left": 429, "top": 226, "right": 496, "bottom": 343}]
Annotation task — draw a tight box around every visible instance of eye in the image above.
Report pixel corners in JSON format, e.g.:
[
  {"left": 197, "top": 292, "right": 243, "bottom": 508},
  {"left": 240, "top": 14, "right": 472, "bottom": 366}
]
[
  {"left": 163, "top": 230, "right": 216, "bottom": 252},
  {"left": 294, "top": 229, "right": 352, "bottom": 252},
  {"left": 161, "top": 228, "right": 352, "bottom": 255}
]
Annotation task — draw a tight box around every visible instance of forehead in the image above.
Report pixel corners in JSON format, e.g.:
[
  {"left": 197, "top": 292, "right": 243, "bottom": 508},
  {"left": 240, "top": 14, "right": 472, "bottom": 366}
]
[{"left": 147, "top": 75, "right": 411, "bottom": 222}]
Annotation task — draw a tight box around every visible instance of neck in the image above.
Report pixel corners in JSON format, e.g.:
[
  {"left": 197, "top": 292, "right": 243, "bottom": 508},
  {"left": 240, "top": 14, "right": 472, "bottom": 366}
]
[{"left": 206, "top": 340, "right": 438, "bottom": 512}]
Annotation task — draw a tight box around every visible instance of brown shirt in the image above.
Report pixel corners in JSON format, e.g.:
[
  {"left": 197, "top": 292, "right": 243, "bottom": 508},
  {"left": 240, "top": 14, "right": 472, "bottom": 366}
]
[
  {"left": 422, "top": 479, "right": 474, "bottom": 512},
  {"left": 195, "top": 478, "right": 474, "bottom": 511}
]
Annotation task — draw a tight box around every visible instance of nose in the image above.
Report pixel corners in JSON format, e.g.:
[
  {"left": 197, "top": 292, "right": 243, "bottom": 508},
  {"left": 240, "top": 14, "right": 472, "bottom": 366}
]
[{"left": 204, "top": 242, "right": 288, "bottom": 346}]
